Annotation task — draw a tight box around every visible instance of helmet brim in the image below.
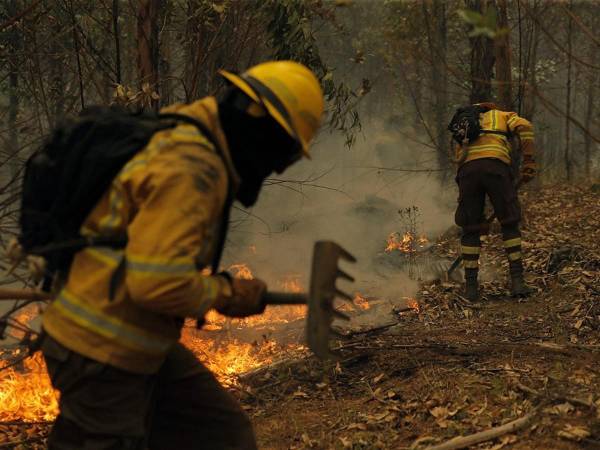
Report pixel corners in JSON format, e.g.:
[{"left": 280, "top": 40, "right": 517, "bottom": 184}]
[{"left": 219, "top": 69, "right": 310, "bottom": 158}]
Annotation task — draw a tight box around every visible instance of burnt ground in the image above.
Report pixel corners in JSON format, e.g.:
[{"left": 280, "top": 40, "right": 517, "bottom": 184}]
[
  {"left": 241, "top": 185, "right": 600, "bottom": 450},
  {"left": 1, "top": 184, "right": 599, "bottom": 449}
]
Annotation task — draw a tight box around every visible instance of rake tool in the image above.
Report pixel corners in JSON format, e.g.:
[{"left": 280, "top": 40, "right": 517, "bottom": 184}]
[
  {"left": 260, "top": 240, "right": 356, "bottom": 359},
  {"left": 0, "top": 241, "right": 357, "bottom": 360}
]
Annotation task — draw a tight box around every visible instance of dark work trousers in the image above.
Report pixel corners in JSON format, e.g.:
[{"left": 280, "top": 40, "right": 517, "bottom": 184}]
[
  {"left": 41, "top": 333, "right": 257, "bottom": 450},
  {"left": 454, "top": 158, "right": 523, "bottom": 272}
]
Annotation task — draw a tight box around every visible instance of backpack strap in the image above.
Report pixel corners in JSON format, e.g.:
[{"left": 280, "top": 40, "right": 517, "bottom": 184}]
[
  {"left": 481, "top": 129, "right": 510, "bottom": 137},
  {"left": 157, "top": 113, "right": 234, "bottom": 274}
]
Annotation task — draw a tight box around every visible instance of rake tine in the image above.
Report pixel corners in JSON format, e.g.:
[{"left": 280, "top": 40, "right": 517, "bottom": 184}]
[
  {"left": 336, "top": 245, "right": 357, "bottom": 263},
  {"left": 336, "top": 268, "right": 355, "bottom": 283},
  {"left": 334, "top": 288, "right": 353, "bottom": 302},
  {"left": 332, "top": 309, "right": 350, "bottom": 321}
]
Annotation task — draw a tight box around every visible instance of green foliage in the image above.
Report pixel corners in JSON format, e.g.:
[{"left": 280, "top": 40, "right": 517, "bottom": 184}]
[
  {"left": 457, "top": 7, "right": 507, "bottom": 39},
  {"left": 261, "top": 0, "right": 363, "bottom": 147}
]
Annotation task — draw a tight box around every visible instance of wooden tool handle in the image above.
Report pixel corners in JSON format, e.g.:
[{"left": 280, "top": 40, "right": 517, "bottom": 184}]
[
  {"left": 263, "top": 292, "right": 307, "bottom": 305},
  {"left": 0, "top": 288, "right": 52, "bottom": 301}
]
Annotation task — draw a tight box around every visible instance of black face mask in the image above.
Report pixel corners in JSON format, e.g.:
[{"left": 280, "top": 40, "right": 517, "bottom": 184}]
[{"left": 218, "top": 89, "right": 300, "bottom": 207}]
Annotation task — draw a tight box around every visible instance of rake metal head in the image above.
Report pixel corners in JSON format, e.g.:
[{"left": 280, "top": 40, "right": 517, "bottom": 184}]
[{"left": 306, "top": 241, "right": 356, "bottom": 360}]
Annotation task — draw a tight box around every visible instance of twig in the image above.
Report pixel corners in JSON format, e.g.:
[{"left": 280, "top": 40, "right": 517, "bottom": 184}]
[
  {"left": 515, "top": 381, "right": 595, "bottom": 409},
  {"left": 0, "top": 436, "right": 46, "bottom": 448},
  {"left": 0, "top": 0, "right": 43, "bottom": 32},
  {"left": 424, "top": 411, "right": 536, "bottom": 450}
]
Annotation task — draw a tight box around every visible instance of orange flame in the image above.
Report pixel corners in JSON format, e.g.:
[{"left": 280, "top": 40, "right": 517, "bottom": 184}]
[
  {"left": 407, "top": 298, "right": 420, "bottom": 313},
  {"left": 353, "top": 293, "right": 371, "bottom": 310},
  {"left": 0, "top": 351, "right": 59, "bottom": 422},
  {"left": 385, "top": 232, "right": 428, "bottom": 254},
  {"left": 0, "top": 265, "right": 312, "bottom": 421}
]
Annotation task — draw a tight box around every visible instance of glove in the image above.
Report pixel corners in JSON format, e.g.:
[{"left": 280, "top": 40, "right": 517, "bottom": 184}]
[{"left": 213, "top": 276, "right": 267, "bottom": 318}]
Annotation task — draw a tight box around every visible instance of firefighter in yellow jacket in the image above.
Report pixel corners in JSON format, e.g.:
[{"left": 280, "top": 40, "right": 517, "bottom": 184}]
[
  {"left": 451, "top": 102, "right": 536, "bottom": 301},
  {"left": 39, "top": 61, "right": 324, "bottom": 449}
]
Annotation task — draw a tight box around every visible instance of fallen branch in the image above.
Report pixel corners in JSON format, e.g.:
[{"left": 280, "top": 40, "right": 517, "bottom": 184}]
[
  {"left": 515, "top": 381, "right": 595, "bottom": 409},
  {"left": 424, "top": 411, "right": 536, "bottom": 450}
]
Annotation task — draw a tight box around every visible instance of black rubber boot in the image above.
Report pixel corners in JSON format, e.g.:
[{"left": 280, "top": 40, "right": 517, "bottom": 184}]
[
  {"left": 464, "top": 268, "right": 479, "bottom": 301},
  {"left": 509, "top": 260, "right": 535, "bottom": 297}
]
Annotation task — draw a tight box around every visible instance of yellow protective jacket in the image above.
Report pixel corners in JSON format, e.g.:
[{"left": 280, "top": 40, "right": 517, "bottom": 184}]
[
  {"left": 455, "top": 109, "right": 536, "bottom": 171},
  {"left": 42, "top": 97, "right": 239, "bottom": 374}
]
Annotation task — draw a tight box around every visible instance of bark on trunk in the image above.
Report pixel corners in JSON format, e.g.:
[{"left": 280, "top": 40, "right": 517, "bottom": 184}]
[
  {"left": 430, "top": 0, "right": 449, "bottom": 174},
  {"left": 467, "top": 0, "right": 495, "bottom": 104},
  {"left": 7, "top": 0, "right": 21, "bottom": 192},
  {"left": 494, "top": 0, "right": 512, "bottom": 110},
  {"left": 137, "top": 0, "right": 160, "bottom": 110},
  {"left": 564, "top": 0, "right": 573, "bottom": 181}
]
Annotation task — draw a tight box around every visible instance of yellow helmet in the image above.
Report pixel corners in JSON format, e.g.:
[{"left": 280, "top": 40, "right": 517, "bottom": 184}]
[{"left": 219, "top": 61, "right": 324, "bottom": 157}]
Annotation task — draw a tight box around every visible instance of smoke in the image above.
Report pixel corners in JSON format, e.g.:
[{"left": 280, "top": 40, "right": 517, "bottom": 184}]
[{"left": 223, "top": 116, "right": 457, "bottom": 303}]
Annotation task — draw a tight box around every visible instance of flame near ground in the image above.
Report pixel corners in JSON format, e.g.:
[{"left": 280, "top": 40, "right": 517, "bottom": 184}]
[{"left": 0, "top": 242, "right": 426, "bottom": 422}]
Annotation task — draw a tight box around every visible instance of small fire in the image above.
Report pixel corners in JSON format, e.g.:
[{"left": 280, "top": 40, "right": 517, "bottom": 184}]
[
  {"left": 385, "top": 231, "right": 428, "bottom": 254},
  {"left": 353, "top": 293, "right": 371, "bottom": 310},
  {"left": 406, "top": 298, "right": 420, "bottom": 313},
  {"left": 0, "top": 264, "right": 312, "bottom": 421},
  {"left": 0, "top": 350, "right": 59, "bottom": 422}
]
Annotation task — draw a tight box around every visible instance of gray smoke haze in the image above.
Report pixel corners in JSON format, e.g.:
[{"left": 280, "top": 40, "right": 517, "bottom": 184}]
[{"left": 223, "top": 117, "right": 457, "bottom": 302}]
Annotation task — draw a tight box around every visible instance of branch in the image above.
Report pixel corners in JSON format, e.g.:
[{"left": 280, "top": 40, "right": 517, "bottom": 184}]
[
  {"left": 424, "top": 412, "right": 536, "bottom": 450},
  {"left": 0, "top": 0, "right": 42, "bottom": 32}
]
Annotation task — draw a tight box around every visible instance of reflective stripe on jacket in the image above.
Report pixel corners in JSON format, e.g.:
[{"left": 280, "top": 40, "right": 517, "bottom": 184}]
[
  {"left": 455, "top": 109, "right": 536, "bottom": 169},
  {"left": 43, "top": 97, "right": 239, "bottom": 374}
]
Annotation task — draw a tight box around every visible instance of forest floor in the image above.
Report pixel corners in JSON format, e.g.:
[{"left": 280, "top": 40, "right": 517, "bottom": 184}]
[
  {"left": 243, "top": 184, "right": 600, "bottom": 450},
  {"left": 2, "top": 184, "right": 599, "bottom": 450}
]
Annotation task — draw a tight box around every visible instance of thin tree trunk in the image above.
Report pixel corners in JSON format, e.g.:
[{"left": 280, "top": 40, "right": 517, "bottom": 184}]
[
  {"left": 583, "top": 57, "right": 597, "bottom": 180},
  {"left": 69, "top": 0, "right": 85, "bottom": 110},
  {"left": 137, "top": 0, "right": 160, "bottom": 110},
  {"left": 7, "top": 0, "right": 21, "bottom": 193},
  {"left": 494, "top": 0, "right": 512, "bottom": 110},
  {"left": 159, "top": 1, "right": 172, "bottom": 106},
  {"left": 522, "top": 0, "right": 539, "bottom": 121},
  {"left": 467, "top": 0, "right": 495, "bottom": 103},
  {"left": 431, "top": 0, "right": 449, "bottom": 174},
  {"left": 49, "top": 3, "right": 65, "bottom": 125},
  {"left": 113, "top": 0, "right": 122, "bottom": 84},
  {"left": 564, "top": 0, "right": 573, "bottom": 181}
]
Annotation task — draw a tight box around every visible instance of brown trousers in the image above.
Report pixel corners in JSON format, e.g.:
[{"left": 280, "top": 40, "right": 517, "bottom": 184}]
[
  {"left": 41, "top": 333, "right": 257, "bottom": 450},
  {"left": 455, "top": 158, "right": 521, "bottom": 248}
]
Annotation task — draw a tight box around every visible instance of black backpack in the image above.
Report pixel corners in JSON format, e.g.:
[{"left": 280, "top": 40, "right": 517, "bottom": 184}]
[
  {"left": 447, "top": 105, "right": 509, "bottom": 145},
  {"left": 18, "top": 106, "right": 231, "bottom": 290}
]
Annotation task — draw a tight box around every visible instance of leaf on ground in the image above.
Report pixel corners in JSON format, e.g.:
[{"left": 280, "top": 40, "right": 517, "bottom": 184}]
[
  {"left": 557, "top": 424, "right": 591, "bottom": 441},
  {"left": 373, "top": 373, "right": 385, "bottom": 384},
  {"left": 544, "top": 402, "right": 574, "bottom": 415},
  {"left": 347, "top": 422, "right": 368, "bottom": 431}
]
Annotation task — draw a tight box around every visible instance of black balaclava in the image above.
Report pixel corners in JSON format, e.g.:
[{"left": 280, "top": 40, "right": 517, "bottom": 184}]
[{"left": 218, "top": 87, "right": 300, "bottom": 207}]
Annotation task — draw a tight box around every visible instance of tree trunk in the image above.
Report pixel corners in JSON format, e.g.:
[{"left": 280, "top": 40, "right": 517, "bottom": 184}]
[
  {"left": 564, "top": 0, "right": 573, "bottom": 181},
  {"left": 521, "top": 0, "right": 540, "bottom": 121},
  {"left": 113, "top": 0, "right": 122, "bottom": 85},
  {"left": 7, "top": 0, "right": 21, "bottom": 193},
  {"left": 49, "top": 3, "right": 65, "bottom": 125},
  {"left": 467, "top": 0, "right": 495, "bottom": 103},
  {"left": 494, "top": 0, "right": 512, "bottom": 110},
  {"left": 159, "top": 1, "right": 172, "bottom": 106},
  {"left": 137, "top": 0, "right": 160, "bottom": 110},
  {"left": 583, "top": 56, "right": 597, "bottom": 180},
  {"left": 430, "top": 0, "right": 449, "bottom": 174}
]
